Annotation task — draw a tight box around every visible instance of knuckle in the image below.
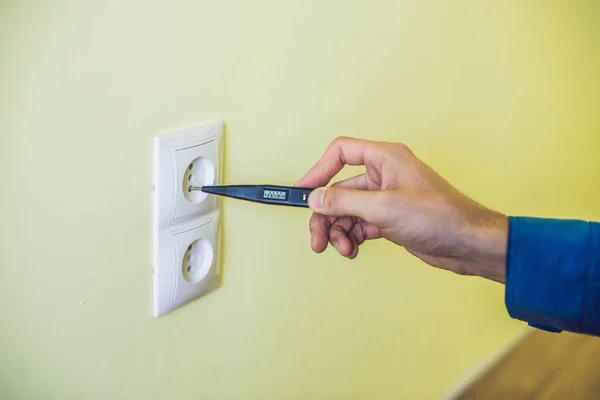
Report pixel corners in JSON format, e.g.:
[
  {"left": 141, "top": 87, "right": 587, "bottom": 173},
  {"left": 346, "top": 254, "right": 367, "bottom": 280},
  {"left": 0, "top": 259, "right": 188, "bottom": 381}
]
[
  {"left": 329, "top": 224, "right": 345, "bottom": 236},
  {"left": 369, "top": 141, "right": 412, "bottom": 160},
  {"left": 332, "top": 136, "right": 361, "bottom": 149},
  {"left": 393, "top": 142, "right": 413, "bottom": 156},
  {"left": 377, "top": 142, "right": 416, "bottom": 166},
  {"left": 333, "top": 135, "right": 351, "bottom": 144},
  {"left": 395, "top": 142, "right": 409, "bottom": 151}
]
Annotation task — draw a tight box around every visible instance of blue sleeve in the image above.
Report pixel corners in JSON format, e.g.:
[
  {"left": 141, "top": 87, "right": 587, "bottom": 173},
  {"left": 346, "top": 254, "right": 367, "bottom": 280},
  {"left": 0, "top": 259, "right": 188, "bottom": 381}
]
[{"left": 506, "top": 217, "right": 600, "bottom": 336}]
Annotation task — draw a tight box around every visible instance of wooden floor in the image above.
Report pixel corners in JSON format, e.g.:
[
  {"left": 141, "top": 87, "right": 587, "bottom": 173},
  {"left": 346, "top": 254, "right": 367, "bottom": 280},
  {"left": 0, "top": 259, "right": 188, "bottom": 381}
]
[{"left": 456, "top": 330, "right": 600, "bottom": 399}]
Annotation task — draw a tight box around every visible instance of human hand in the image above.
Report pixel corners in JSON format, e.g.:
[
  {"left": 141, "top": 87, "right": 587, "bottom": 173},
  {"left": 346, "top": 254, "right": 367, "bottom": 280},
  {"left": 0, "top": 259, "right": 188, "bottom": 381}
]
[{"left": 295, "top": 137, "right": 508, "bottom": 283}]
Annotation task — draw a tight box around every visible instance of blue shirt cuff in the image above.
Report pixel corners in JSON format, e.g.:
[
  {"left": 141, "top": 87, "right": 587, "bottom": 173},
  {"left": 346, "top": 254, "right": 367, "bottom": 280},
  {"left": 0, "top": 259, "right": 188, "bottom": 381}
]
[{"left": 505, "top": 217, "right": 600, "bottom": 335}]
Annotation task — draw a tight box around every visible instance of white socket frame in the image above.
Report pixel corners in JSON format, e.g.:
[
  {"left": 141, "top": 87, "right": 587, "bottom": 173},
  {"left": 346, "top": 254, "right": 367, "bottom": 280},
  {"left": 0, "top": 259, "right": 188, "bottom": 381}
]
[{"left": 153, "top": 121, "right": 223, "bottom": 316}]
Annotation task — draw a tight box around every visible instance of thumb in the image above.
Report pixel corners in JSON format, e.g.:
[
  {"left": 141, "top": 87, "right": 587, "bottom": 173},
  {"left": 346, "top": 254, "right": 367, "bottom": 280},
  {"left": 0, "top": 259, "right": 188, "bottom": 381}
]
[{"left": 308, "top": 187, "right": 382, "bottom": 220}]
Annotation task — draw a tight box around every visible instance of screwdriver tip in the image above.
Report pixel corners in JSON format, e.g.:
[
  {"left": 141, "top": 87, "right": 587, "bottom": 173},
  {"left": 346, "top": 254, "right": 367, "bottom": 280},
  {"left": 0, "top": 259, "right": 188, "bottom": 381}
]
[{"left": 188, "top": 185, "right": 203, "bottom": 192}]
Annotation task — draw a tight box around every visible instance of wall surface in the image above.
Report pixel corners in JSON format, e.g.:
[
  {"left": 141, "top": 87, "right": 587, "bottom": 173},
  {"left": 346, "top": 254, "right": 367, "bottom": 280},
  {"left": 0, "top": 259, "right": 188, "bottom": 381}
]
[{"left": 1, "top": 1, "right": 599, "bottom": 399}]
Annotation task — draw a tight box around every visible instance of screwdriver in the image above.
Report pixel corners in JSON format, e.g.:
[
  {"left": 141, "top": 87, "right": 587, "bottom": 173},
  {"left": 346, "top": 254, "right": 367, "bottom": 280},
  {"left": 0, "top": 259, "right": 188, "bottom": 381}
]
[{"left": 189, "top": 185, "right": 314, "bottom": 208}]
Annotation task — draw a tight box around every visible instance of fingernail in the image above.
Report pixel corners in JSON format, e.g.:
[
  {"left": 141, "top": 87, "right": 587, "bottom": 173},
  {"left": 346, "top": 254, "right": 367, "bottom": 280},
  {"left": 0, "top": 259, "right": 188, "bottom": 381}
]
[{"left": 309, "top": 188, "right": 325, "bottom": 209}]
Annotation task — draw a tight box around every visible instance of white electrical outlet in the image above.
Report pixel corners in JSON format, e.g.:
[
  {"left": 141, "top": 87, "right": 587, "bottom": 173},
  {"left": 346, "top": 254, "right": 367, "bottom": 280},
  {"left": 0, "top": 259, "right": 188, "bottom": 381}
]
[
  {"left": 153, "top": 121, "right": 223, "bottom": 316},
  {"left": 154, "top": 122, "right": 222, "bottom": 223},
  {"left": 153, "top": 209, "right": 221, "bottom": 316}
]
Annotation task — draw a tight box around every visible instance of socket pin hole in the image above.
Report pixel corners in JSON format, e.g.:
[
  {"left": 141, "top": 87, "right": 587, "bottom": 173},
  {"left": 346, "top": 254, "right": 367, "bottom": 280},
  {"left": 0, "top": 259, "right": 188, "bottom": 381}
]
[
  {"left": 182, "top": 157, "right": 215, "bottom": 204},
  {"left": 182, "top": 238, "right": 214, "bottom": 284}
]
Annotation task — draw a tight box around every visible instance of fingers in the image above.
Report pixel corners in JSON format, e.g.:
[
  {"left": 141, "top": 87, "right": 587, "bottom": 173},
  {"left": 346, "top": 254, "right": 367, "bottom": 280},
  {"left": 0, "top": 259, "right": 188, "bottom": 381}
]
[
  {"left": 309, "top": 213, "right": 332, "bottom": 253},
  {"left": 309, "top": 212, "right": 383, "bottom": 259},
  {"left": 307, "top": 173, "right": 368, "bottom": 249},
  {"left": 350, "top": 221, "right": 383, "bottom": 244},
  {"left": 342, "top": 221, "right": 383, "bottom": 259},
  {"left": 329, "top": 216, "right": 357, "bottom": 257},
  {"left": 295, "top": 137, "right": 371, "bottom": 188},
  {"left": 331, "top": 173, "right": 368, "bottom": 190},
  {"left": 298, "top": 137, "right": 392, "bottom": 259},
  {"left": 307, "top": 186, "right": 385, "bottom": 222}
]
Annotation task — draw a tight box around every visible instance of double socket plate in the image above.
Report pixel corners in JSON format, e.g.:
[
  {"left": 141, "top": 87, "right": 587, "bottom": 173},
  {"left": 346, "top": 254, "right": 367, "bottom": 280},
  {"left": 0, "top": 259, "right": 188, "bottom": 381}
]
[{"left": 153, "top": 121, "right": 223, "bottom": 316}]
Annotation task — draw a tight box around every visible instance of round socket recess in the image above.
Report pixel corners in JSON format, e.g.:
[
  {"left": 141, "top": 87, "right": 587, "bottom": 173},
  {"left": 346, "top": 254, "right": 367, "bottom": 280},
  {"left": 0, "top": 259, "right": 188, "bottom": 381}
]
[
  {"left": 182, "top": 238, "right": 214, "bottom": 283},
  {"left": 183, "top": 157, "right": 215, "bottom": 204}
]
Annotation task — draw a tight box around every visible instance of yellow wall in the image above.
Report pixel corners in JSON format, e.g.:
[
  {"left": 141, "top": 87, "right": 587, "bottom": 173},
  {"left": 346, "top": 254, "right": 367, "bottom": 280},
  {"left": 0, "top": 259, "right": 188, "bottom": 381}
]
[{"left": 1, "top": 1, "right": 599, "bottom": 398}]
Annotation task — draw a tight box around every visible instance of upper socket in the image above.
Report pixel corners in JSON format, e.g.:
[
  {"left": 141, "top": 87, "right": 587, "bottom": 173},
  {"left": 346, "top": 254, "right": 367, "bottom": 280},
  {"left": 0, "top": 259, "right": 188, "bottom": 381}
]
[{"left": 154, "top": 121, "right": 222, "bottom": 224}]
